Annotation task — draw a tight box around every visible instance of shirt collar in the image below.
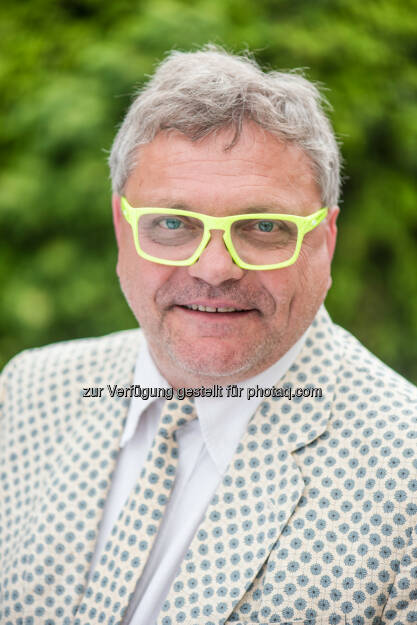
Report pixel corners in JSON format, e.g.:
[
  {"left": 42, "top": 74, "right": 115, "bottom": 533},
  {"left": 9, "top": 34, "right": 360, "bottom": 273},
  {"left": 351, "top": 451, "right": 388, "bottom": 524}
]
[
  {"left": 120, "top": 324, "right": 310, "bottom": 473},
  {"left": 119, "top": 342, "right": 173, "bottom": 446}
]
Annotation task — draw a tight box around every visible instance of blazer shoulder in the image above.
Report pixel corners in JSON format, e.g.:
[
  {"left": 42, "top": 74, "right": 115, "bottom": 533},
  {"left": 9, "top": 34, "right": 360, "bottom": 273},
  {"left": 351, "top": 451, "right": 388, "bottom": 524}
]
[
  {"left": 1, "top": 328, "right": 144, "bottom": 388},
  {"left": 333, "top": 321, "right": 417, "bottom": 405}
]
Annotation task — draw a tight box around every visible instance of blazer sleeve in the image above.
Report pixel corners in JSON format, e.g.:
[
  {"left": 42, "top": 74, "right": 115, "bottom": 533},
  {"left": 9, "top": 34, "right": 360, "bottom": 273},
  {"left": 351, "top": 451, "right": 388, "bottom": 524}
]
[{"left": 380, "top": 525, "right": 417, "bottom": 622}]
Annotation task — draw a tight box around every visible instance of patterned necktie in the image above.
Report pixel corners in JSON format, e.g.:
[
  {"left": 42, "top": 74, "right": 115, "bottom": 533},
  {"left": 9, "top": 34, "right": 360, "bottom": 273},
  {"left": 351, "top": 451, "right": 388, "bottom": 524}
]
[{"left": 76, "top": 396, "right": 198, "bottom": 625}]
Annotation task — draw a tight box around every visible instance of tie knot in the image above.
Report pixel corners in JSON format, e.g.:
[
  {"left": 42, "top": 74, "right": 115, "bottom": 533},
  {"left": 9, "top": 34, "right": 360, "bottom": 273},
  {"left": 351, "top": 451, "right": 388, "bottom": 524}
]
[{"left": 158, "top": 397, "right": 197, "bottom": 439}]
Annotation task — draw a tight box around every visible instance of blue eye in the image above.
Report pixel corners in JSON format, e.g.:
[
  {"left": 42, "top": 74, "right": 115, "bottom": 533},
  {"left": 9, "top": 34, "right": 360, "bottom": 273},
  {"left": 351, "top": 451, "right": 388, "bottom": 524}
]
[
  {"left": 163, "top": 218, "right": 182, "bottom": 230},
  {"left": 257, "top": 220, "right": 274, "bottom": 232}
]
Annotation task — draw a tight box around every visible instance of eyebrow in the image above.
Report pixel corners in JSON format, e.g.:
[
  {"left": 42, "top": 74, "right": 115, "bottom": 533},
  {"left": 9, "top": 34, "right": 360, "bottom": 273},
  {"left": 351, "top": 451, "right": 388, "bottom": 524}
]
[{"left": 137, "top": 198, "right": 298, "bottom": 215}]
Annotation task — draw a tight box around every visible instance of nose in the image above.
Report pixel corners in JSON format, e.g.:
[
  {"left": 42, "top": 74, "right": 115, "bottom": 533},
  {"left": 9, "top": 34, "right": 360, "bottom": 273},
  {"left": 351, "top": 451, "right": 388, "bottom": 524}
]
[{"left": 187, "top": 230, "right": 245, "bottom": 286}]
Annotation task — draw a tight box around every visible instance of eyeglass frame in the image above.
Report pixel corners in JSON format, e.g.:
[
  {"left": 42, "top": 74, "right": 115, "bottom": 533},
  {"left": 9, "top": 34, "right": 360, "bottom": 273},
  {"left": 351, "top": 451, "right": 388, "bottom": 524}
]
[{"left": 121, "top": 196, "right": 328, "bottom": 271}]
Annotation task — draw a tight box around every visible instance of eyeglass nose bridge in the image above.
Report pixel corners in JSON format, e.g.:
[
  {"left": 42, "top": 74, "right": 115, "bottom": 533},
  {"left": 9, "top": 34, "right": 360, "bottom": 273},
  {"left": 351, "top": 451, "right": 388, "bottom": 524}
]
[{"left": 193, "top": 220, "right": 241, "bottom": 267}]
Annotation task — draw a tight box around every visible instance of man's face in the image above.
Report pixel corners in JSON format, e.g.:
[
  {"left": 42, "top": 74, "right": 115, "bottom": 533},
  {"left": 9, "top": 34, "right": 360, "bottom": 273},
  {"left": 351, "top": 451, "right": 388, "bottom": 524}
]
[{"left": 113, "top": 122, "right": 338, "bottom": 388}]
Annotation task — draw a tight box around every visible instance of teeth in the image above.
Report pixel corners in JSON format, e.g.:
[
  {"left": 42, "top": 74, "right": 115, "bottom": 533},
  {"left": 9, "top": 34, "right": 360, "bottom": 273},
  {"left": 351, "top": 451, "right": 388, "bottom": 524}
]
[{"left": 185, "top": 305, "right": 244, "bottom": 313}]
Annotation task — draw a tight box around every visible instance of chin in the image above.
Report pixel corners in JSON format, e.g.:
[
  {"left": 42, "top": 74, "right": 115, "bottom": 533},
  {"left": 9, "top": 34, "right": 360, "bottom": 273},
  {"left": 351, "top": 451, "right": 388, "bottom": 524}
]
[{"left": 166, "top": 338, "right": 267, "bottom": 382}]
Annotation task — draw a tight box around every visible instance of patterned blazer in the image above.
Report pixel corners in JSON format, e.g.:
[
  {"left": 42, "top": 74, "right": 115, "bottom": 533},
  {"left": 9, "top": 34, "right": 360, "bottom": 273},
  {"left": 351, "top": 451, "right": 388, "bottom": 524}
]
[{"left": 1, "top": 308, "right": 416, "bottom": 625}]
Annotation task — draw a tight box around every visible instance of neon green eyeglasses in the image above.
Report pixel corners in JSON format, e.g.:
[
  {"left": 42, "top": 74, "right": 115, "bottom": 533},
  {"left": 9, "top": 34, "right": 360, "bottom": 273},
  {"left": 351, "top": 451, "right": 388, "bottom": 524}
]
[{"left": 121, "top": 196, "right": 328, "bottom": 271}]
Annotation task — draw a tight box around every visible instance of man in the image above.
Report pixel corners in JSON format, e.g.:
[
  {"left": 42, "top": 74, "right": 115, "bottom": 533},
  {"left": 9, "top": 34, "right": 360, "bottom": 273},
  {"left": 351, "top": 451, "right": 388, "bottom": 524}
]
[{"left": 1, "top": 46, "right": 416, "bottom": 625}]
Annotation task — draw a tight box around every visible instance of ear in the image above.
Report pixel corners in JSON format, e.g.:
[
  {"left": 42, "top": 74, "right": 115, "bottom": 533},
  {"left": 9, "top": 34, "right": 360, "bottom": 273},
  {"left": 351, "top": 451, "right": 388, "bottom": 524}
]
[
  {"left": 326, "top": 206, "right": 339, "bottom": 262},
  {"left": 112, "top": 194, "right": 123, "bottom": 246},
  {"left": 323, "top": 206, "right": 339, "bottom": 292}
]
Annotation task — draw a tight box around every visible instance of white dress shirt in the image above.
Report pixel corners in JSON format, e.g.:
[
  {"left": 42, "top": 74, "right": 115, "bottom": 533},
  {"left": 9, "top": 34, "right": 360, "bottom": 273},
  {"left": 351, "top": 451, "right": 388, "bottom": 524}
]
[{"left": 90, "top": 330, "right": 309, "bottom": 625}]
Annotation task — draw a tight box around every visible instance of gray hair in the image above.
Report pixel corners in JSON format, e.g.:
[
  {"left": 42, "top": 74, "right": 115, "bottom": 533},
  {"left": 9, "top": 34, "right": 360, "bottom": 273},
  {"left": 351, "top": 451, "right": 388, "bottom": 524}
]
[{"left": 109, "top": 45, "right": 341, "bottom": 206}]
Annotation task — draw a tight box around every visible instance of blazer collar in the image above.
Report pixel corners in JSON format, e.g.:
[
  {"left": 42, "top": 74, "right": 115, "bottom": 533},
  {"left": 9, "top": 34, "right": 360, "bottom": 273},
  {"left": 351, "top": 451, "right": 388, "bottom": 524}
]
[{"left": 272, "top": 305, "right": 343, "bottom": 453}]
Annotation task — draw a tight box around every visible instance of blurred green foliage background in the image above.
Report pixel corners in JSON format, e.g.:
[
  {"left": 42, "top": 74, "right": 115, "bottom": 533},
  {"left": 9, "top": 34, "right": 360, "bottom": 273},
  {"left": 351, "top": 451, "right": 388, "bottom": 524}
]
[{"left": 1, "top": 0, "right": 416, "bottom": 383}]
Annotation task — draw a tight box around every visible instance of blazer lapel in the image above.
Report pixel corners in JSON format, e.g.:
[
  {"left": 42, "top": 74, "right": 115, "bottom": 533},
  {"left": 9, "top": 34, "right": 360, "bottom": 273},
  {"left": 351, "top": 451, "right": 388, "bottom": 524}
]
[{"left": 157, "top": 307, "right": 342, "bottom": 625}]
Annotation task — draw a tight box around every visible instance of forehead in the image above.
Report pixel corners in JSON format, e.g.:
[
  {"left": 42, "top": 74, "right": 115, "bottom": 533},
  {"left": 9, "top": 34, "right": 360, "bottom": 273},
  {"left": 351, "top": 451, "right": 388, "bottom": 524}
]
[{"left": 124, "top": 122, "right": 322, "bottom": 215}]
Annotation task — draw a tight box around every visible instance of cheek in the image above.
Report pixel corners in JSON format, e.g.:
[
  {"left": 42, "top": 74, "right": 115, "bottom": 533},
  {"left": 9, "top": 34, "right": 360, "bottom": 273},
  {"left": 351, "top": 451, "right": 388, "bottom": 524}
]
[
  {"left": 258, "top": 263, "right": 304, "bottom": 301},
  {"left": 293, "top": 239, "right": 333, "bottom": 297},
  {"left": 116, "top": 240, "right": 172, "bottom": 319},
  {"left": 258, "top": 242, "right": 331, "bottom": 307},
  {"left": 259, "top": 273, "right": 293, "bottom": 303}
]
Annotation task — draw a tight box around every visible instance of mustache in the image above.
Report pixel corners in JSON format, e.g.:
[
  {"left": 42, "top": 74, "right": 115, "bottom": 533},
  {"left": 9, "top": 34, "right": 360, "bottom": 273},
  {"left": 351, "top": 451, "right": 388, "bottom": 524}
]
[{"left": 155, "top": 279, "right": 276, "bottom": 314}]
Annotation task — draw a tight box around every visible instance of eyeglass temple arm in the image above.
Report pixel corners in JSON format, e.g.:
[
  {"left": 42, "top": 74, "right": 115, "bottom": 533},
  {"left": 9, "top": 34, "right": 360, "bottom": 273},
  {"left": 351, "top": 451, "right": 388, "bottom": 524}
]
[{"left": 302, "top": 207, "right": 328, "bottom": 234}]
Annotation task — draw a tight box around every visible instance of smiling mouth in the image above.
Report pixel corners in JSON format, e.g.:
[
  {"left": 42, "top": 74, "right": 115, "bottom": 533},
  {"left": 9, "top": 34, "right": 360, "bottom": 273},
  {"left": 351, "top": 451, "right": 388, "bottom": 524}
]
[{"left": 180, "top": 304, "right": 252, "bottom": 313}]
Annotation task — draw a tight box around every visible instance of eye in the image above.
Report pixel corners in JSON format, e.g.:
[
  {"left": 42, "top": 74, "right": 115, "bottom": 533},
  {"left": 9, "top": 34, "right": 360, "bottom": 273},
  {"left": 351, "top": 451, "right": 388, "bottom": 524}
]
[
  {"left": 256, "top": 220, "right": 275, "bottom": 232},
  {"left": 159, "top": 217, "right": 183, "bottom": 230}
]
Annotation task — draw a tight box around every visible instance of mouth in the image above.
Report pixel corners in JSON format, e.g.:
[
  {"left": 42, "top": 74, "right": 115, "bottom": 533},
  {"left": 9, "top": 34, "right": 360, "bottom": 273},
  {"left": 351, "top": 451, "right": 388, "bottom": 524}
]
[
  {"left": 182, "top": 304, "right": 249, "bottom": 313},
  {"left": 174, "top": 303, "right": 257, "bottom": 318}
]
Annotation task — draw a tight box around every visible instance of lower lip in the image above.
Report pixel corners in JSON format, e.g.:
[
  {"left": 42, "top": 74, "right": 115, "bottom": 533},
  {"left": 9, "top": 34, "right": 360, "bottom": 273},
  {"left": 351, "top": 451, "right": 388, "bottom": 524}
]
[{"left": 175, "top": 306, "right": 256, "bottom": 320}]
